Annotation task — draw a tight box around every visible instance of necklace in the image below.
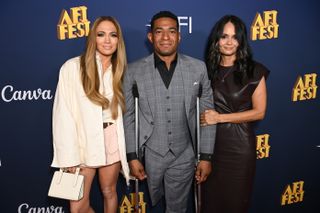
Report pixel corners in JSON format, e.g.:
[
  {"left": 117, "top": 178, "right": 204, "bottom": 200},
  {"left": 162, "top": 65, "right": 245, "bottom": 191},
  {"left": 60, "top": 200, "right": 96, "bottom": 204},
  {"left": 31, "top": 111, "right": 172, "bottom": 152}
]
[{"left": 220, "top": 66, "right": 234, "bottom": 82}]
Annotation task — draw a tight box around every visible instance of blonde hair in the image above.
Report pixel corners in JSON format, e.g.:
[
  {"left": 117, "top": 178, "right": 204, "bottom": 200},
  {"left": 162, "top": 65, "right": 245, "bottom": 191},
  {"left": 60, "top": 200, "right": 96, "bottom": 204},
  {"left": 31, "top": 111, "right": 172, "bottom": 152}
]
[{"left": 80, "top": 16, "right": 127, "bottom": 119}]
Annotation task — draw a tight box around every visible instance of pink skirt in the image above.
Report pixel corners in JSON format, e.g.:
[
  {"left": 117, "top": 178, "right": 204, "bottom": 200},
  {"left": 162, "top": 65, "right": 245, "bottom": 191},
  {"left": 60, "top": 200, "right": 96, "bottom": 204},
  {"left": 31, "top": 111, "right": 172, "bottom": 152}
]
[{"left": 103, "top": 123, "right": 120, "bottom": 165}]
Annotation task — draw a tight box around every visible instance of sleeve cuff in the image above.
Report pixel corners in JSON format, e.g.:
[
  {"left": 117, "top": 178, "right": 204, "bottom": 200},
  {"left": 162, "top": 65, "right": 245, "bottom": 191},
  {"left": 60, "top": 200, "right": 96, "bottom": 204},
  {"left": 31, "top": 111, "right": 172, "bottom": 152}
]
[
  {"left": 199, "top": 153, "right": 212, "bottom": 161},
  {"left": 126, "top": 152, "right": 138, "bottom": 162}
]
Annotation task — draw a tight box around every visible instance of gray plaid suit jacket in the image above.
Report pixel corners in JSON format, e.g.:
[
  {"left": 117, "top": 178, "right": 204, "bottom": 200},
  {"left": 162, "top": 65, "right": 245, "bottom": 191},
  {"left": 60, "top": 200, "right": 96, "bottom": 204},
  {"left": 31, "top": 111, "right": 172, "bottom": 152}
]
[{"left": 123, "top": 53, "right": 216, "bottom": 159}]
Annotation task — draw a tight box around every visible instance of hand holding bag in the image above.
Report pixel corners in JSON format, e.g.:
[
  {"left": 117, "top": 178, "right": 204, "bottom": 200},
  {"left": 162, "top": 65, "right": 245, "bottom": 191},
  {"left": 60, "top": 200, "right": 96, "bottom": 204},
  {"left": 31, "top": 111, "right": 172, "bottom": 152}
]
[{"left": 48, "top": 168, "right": 84, "bottom": 201}]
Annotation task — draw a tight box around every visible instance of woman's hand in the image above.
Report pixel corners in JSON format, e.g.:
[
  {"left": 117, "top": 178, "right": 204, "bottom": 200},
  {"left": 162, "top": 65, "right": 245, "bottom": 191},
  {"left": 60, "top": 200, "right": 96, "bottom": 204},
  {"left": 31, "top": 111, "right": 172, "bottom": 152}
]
[
  {"left": 200, "top": 109, "right": 220, "bottom": 126},
  {"left": 64, "top": 167, "right": 78, "bottom": 173}
]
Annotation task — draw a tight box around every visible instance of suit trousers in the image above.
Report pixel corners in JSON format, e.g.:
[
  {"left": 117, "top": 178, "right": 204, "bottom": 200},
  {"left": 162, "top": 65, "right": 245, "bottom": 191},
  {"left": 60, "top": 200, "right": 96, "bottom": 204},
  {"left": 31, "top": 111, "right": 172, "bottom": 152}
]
[{"left": 145, "top": 142, "right": 195, "bottom": 213}]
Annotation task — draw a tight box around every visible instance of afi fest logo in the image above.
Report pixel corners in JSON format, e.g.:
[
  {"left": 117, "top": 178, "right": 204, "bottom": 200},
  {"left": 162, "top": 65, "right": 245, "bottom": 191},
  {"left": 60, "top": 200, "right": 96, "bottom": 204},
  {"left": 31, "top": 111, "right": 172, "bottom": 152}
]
[
  {"left": 256, "top": 134, "right": 270, "bottom": 159},
  {"left": 146, "top": 16, "right": 192, "bottom": 34},
  {"left": 281, "top": 181, "right": 305, "bottom": 206},
  {"left": 119, "top": 192, "right": 146, "bottom": 213},
  {"left": 57, "top": 6, "right": 90, "bottom": 40},
  {"left": 292, "top": 73, "right": 317, "bottom": 101},
  {"left": 251, "top": 10, "right": 279, "bottom": 41}
]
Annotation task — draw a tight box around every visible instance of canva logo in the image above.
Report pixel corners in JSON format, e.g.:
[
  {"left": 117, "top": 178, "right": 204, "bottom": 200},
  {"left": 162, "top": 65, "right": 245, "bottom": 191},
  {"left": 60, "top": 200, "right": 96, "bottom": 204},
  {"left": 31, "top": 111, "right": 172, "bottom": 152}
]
[
  {"left": 18, "top": 203, "right": 65, "bottom": 213},
  {"left": 1, "top": 85, "right": 53, "bottom": 102}
]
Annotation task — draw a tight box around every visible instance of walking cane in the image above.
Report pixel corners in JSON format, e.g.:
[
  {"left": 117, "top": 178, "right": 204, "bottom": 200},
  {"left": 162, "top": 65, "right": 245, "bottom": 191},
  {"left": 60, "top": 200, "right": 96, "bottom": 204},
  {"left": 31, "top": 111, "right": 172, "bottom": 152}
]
[
  {"left": 194, "top": 85, "right": 202, "bottom": 213},
  {"left": 132, "top": 83, "right": 140, "bottom": 213}
]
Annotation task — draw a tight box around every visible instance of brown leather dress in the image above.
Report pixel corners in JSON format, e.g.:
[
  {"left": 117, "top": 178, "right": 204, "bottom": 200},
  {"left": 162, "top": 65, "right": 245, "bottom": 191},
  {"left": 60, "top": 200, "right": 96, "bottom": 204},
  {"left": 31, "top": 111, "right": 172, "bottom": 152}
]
[{"left": 201, "top": 62, "right": 269, "bottom": 213}]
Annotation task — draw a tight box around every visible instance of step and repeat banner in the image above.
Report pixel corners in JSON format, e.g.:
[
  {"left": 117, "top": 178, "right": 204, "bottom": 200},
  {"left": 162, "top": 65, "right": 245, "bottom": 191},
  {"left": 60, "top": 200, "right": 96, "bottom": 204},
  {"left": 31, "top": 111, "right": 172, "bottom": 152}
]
[{"left": 0, "top": 0, "right": 319, "bottom": 212}]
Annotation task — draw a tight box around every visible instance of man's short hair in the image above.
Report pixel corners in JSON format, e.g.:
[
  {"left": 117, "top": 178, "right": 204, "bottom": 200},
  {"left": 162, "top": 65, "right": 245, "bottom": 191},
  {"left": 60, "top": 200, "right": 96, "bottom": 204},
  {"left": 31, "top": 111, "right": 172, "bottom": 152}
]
[{"left": 150, "top": 11, "right": 179, "bottom": 31}]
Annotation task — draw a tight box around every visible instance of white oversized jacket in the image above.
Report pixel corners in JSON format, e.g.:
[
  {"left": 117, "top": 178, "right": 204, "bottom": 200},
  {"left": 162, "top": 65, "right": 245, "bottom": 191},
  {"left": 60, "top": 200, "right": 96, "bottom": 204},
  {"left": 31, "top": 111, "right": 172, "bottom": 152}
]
[{"left": 51, "top": 55, "right": 130, "bottom": 184}]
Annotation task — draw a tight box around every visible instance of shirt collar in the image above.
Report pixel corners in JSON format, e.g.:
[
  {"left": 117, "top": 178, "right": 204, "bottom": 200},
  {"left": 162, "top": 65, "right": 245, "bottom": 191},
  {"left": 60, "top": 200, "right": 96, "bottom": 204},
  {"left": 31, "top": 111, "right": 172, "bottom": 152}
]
[{"left": 153, "top": 53, "right": 178, "bottom": 68}]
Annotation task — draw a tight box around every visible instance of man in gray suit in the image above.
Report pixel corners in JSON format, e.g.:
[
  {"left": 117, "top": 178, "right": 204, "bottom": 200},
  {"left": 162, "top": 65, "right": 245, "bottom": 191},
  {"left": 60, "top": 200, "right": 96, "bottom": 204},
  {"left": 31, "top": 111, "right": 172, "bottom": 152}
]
[{"left": 123, "top": 11, "right": 216, "bottom": 212}]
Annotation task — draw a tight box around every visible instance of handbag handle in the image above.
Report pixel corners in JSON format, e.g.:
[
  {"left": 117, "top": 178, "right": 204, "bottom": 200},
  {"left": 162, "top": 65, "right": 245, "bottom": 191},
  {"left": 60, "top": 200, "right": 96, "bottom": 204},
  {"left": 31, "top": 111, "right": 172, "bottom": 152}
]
[
  {"left": 56, "top": 168, "right": 81, "bottom": 187},
  {"left": 73, "top": 168, "right": 81, "bottom": 187}
]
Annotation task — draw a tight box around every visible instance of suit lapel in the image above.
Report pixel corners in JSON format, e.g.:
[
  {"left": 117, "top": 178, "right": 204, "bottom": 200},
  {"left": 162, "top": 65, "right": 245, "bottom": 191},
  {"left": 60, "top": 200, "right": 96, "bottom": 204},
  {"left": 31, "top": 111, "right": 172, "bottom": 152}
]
[
  {"left": 178, "top": 54, "right": 193, "bottom": 119},
  {"left": 142, "top": 54, "right": 156, "bottom": 118}
]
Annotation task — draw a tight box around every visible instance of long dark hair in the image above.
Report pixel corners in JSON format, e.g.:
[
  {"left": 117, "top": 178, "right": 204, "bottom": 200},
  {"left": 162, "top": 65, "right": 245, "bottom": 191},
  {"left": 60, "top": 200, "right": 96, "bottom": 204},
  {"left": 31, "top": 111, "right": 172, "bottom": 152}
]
[{"left": 206, "top": 15, "right": 254, "bottom": 84}]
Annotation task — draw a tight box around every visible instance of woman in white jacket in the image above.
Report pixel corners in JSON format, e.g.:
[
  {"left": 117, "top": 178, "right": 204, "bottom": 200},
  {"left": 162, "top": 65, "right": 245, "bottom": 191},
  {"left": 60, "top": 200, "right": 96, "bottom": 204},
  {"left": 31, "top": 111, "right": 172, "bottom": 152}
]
[{"left": 51, "top": 16, "right": 130, "bottom": 213}]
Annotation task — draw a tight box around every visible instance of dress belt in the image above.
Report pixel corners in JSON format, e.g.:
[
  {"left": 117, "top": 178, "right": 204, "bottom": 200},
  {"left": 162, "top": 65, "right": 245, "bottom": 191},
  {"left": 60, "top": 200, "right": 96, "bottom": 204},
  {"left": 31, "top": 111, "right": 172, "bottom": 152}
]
[{"left": 103, "top": 122, "right": 114, "bottom": 129}]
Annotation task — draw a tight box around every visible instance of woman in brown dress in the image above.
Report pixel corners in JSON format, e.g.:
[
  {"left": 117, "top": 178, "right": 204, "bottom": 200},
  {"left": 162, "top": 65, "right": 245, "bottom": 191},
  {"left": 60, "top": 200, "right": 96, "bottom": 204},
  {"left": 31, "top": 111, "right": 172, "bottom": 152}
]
[{"left": 201, "top": 15, "right": 269, "bottom": 213}]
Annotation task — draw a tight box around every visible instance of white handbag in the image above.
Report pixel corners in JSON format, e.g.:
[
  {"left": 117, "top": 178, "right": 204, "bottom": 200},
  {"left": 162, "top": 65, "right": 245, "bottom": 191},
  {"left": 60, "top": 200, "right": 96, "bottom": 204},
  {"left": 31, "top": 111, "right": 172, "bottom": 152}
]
[{"left": 48, "top": 168, "right": 84, "bottom": 201}]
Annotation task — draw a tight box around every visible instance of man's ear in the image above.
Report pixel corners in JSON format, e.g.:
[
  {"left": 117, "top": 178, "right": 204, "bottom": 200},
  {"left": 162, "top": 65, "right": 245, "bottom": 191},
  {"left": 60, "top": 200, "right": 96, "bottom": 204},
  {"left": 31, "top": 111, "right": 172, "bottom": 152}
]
[{"left": 147, "top": 32, "right": 153, "bottom": 44}]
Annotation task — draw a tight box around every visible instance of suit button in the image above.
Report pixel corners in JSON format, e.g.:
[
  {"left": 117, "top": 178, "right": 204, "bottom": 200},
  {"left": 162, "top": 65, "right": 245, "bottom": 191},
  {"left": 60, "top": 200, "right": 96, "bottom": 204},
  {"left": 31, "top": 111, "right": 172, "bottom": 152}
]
[
  {"left": 167, "top": 108, "right": 170, "bottom": 112},
  {"left": 168, "top": 120, "right": 171, "bottom": 123},
  {"left": 168, "top": 132, "right": 172, "bottom": 135},
  {"left": 144, "top": 135, "right": 148, "bottom": 140},
  {"left": 150, "top": 121, "right": 154, "bottom": 125},
  {"left": 166, "top": 96, "right": 170, "bottom": 99}
]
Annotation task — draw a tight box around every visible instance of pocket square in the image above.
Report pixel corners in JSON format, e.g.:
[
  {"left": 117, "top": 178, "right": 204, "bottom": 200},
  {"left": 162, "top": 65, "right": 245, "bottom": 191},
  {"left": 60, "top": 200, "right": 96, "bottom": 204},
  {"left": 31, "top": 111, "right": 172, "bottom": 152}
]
[{"left": 193, "top": 82, "right": 199, "bottom": 86}]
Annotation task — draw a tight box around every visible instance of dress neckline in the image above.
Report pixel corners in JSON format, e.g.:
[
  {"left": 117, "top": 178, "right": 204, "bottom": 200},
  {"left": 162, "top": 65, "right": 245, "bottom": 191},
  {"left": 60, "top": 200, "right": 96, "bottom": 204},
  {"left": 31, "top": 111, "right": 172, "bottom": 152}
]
[
  {"left": 219, "top": 64, "right": 235, "bottom": 69},
  {"left": 218, "top": 65, "right": 235, "bottom": 82}
]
